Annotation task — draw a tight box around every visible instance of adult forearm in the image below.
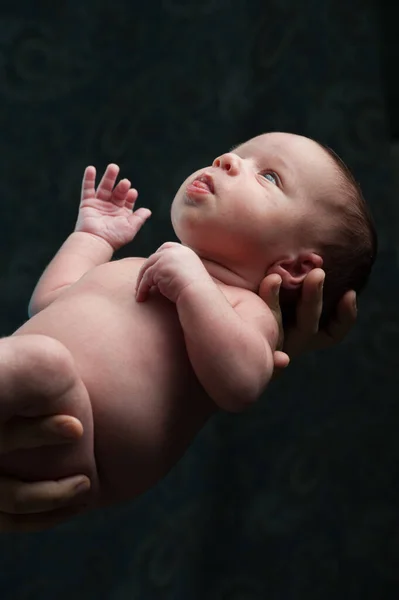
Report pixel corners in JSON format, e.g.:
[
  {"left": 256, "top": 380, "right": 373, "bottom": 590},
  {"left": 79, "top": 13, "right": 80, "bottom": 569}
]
[
  {"left": 176, "top": 282, "right": 273, "bottom": 412},
  {"left": 29, "top": 232, "right": 114, "bottom": 316}
]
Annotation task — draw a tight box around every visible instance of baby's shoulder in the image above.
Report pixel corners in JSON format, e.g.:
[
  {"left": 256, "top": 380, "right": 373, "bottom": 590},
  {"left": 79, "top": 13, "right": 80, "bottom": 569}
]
[{"left": 219, "top": 283, "right": 272, "bottom": 315}]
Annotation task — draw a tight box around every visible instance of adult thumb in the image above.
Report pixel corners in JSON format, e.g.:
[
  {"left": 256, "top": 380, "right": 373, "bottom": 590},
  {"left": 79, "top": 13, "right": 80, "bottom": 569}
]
[{"left": 258, "top": 274, "right": 282, "bottom": 315}]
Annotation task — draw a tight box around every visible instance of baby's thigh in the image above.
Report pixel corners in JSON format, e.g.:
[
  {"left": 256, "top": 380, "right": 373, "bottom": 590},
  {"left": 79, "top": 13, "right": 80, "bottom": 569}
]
[{"left": 0, "top": 334, "right": 100, "bottom": 501}]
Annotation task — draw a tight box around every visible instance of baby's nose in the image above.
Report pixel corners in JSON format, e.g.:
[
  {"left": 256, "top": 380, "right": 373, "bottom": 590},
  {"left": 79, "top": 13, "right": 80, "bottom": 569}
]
[{"left": 212, "top": 152, "right": 240, "bottom": 175}]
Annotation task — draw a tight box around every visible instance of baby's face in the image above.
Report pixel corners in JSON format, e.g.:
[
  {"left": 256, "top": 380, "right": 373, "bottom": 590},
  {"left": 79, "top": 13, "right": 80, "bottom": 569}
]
[{"left": 171, "top": 132, "right": 340, "bottom": 281}]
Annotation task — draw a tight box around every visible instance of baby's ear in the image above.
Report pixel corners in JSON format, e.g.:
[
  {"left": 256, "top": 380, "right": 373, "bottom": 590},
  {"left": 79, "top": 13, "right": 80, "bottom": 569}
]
[{"left": 266, "top": 252, "right": 323, "bottom": 290}]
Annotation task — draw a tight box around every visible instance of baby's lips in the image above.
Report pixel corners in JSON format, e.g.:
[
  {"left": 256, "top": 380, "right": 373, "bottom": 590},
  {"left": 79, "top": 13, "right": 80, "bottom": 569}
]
[
  {"left": 191, "top": 180, "right": 212, "bottom": 192},
  {"left": 194, "top": 172, "right": 215, "bottom": 194}
]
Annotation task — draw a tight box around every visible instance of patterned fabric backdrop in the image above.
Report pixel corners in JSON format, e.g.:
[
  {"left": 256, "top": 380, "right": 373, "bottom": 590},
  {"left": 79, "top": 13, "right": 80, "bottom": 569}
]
[{"left": 1, "top": 1, "right": 398, "bottom": 598}]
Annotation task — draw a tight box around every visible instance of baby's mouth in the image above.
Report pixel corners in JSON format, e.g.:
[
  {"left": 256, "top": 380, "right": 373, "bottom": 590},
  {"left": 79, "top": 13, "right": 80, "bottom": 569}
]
[{"left": 192, "top": 173, "right": 215, "bottom": 194}]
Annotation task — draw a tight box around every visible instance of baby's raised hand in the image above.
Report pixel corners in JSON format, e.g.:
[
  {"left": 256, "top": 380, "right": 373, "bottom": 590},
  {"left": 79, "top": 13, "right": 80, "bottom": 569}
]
[
  {"left": 136, "top": 242, "right": 210, "bottom": 303},
  {"left": 75, "top": 164, "right": 151, "bottom": 251}
]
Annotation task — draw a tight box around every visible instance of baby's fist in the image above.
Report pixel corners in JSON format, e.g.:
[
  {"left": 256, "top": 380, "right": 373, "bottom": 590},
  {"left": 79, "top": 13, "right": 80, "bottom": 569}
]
[{"left": 135, "top": 242, "right": 209, "bottom": 303}]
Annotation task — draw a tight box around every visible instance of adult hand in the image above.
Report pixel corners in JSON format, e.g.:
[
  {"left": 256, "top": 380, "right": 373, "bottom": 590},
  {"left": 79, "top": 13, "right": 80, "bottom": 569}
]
[
  {"left": 282, "top": 268, "right": 357, "bottom": 358},
  {"left": 258, "top": 275, "right": 290, "bottom": 374},
  {"left": 259, "top": 269, "right": 357, "bottom": 375},
  {"left": 0, "top": 414, "right": 90, "bottom": 532}
]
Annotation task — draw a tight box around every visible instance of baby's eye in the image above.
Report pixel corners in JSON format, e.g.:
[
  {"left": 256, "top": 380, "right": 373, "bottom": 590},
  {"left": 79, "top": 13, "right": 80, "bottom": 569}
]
[{"left": 261, "top": 172, "right": 278, "bottom": 185}]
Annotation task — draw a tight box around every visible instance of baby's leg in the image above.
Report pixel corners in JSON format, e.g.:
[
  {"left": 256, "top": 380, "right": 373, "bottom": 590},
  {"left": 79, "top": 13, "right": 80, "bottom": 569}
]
[{"left": 0, "top": 334, "right": 99, "bottom": 505}]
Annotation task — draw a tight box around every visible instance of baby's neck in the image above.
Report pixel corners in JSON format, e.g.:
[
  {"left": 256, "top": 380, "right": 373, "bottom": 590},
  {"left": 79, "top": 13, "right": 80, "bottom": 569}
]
[{"left": 200, "top": 258, "right": 258, "bottom": 291}]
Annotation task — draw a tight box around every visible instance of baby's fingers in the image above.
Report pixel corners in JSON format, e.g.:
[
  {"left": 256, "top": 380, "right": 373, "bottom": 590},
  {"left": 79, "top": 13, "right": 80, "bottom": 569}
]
[
  {"left": 81, "top": 166, "right": 96, "bottom": 203},
  {"left": 128, "top": 207, "right": 151, "bottom": 237},
  {"left": 135, "top": 254, "right": 158, "bottom": 302},
  {"left": 111, "top": 178, "right": 132, "bottom": 207},
  {"left": 96, "top": 163, "right": 120, "bottom": 202},
  {"left": 135, "top": 268, "right": 152, "bottom": 302},
  {"left": 0, "top": 415, "right": 83, "bottom": 454},
  {"left": 125, "top": 188, "right": 139, "bottom": 211}
]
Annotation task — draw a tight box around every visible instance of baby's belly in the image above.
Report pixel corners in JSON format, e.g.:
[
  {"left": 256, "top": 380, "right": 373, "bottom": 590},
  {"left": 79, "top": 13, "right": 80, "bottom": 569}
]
[{"left": 14, "top": 259, "right": 215, "bottom": 501}]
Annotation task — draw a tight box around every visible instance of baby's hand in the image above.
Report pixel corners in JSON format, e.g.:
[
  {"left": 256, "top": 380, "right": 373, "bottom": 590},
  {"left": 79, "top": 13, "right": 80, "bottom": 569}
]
[
  {"left": 75, "top": 164, "right": 151, "bottom": 251},
  {"left": 136, "top": 242, "right": 210, "bottom": 303}
]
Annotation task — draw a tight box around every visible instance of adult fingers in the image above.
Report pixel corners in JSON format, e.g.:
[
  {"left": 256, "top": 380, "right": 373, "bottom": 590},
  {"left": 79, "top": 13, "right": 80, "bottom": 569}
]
[
  {"left": 273, "top": 350, "right": 290, "bottom": 370},
  {"left": 0, "top": 475, "right": 90, "bottom": 515},
  {"left": 321, "top": 289, "right": 357, "bottom": 346},
  {"left": 258, "top": 274, "right": 283, "bottom": 318},
  {"left": 258, "top": 275, "right": 285, "bottom": 351},
  {"left": 295, "top": 268, "right": 325, "bottom": 335},
  {"left": 0, "top": 415, "right": 83, "bottom": 454}
]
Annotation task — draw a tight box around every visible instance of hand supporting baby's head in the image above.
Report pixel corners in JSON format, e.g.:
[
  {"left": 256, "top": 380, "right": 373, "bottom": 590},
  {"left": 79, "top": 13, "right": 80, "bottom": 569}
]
[
  {"left": 170, "top": 131, "right": 377, "bottom": 325},
  {"left": 271, "top": 142, "right": 377, "bottom": 328}
]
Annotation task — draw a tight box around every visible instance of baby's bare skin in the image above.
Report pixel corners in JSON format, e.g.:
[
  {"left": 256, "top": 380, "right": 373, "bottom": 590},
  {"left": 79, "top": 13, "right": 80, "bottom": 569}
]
[
  {"left": 7, "top": 257, "right": 218, "bottom": 508},
  {"left": 4, "top": 132, "right": 357, "bottom": 528},
  {"left": 0, "top": 156, "right": 282, "bottom": 521}
]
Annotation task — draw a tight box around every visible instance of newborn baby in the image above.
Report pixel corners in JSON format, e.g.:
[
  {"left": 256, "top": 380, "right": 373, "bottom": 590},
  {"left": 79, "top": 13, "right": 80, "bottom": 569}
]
[{"left": 0, "top": 132, "right": 377, "bottom": 514}]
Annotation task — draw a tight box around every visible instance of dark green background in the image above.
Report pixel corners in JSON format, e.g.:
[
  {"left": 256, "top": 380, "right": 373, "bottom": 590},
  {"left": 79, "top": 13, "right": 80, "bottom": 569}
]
[{"left": 1, "top": 1, "right": 398, "bottom": 598}]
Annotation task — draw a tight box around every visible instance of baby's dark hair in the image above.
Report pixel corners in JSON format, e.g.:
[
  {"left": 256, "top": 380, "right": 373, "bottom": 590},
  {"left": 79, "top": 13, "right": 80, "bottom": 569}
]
[{"left": 280, "top": 143, "right": 378, "bottom": 329}]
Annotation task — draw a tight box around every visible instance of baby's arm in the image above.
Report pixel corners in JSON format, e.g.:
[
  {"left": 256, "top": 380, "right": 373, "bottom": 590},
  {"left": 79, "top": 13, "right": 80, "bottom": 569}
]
[
  {"left": 29, "top": 232, "right": 113, "bottom": 316},
  {"left": 136, "top": 243, "right": 279, "bottom": 413},
  {"left": 177, "top": 283, "right": 278, "bottom": 413},
  {"left": 29, "top": 164, "right": 150, "bottom": 316}
]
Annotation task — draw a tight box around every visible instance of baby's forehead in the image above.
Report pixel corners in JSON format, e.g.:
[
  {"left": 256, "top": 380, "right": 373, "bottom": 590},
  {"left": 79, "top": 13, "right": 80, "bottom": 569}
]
[
  {"left": 236, "top": 132, "right": 320, "bottom": 160},
  {"left": 236, "top": 132, "right": 342, "bottom": 203},
  {"left": 238, "top": 132, "right": 337, "bottom": 181}
]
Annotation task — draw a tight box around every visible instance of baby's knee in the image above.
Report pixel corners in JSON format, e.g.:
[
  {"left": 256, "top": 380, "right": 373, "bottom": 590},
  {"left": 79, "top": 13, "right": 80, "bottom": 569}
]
[{"left": 6, "top": 334, "right": 79, "bottom": 398}]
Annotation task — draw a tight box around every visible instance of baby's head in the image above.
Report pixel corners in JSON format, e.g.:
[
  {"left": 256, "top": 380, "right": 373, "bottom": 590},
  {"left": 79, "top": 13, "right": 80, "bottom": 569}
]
[{"left": 171, "top": 132, "right": 377, "bottom": 327}]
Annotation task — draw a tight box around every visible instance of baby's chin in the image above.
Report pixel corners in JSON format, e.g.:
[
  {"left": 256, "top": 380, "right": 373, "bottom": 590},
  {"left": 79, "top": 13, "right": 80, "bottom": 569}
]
[
  {"left": 170, "top": 192, "right": 208, "bottom": 236},
  {"left": 180, "top": 191, "right": 201, "bottom": 207}
]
